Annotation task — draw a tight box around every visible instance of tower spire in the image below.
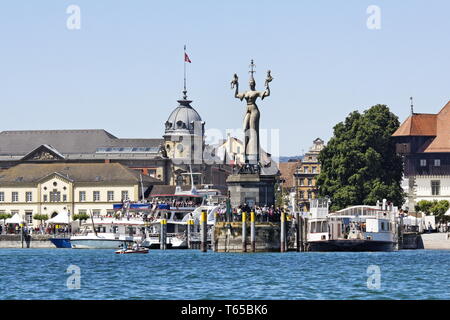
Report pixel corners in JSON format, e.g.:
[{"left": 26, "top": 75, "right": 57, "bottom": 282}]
[{"left": 410, "top": 96, "right": 414, "bottom": 115}]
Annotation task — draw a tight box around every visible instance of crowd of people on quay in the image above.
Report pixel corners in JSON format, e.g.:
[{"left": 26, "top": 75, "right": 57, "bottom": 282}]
[
  {"left": 215, "top": 204, "right": 293, "bottom": 223},
  {"left": 148, "top": 200, "right": 198, "bottom": 210},
  {"left": 0, "top": 223, "right": 70, "bottom": 236}
]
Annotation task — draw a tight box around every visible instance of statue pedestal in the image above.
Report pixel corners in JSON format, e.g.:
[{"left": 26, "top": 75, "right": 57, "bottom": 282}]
[{"left": 226, "top": 173, "right": 276, "bottom": 208}]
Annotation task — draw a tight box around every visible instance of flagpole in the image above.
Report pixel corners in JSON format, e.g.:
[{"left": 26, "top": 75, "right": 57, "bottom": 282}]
[{"left": 183, "top": 45, "right": 187, "bottom": 99}]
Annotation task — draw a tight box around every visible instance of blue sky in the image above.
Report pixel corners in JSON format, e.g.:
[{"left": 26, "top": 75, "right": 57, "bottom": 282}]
[{"left": 0, "top": 1, "right": 449, "bottom": 156}]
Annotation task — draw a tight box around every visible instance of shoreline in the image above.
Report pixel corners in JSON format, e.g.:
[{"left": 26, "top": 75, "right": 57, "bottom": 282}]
[{"left": 1, "top": 233, "right": 449, "bottom": 250}]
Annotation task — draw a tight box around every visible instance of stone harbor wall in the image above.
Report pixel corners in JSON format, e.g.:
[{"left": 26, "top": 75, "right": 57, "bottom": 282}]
[
  {"left": 213, "top": 222, "right": 281, "bottom": 252},
  {"left": 400, "top": 233, "right": 450, "bottom": 250},
  {"left": 401, "top": 233, "right": 424, "bottom": 249},
  {"left": 0, "top": 234, "right": 54, "bottom": 248},
  {"left": 420, "top": 233, "right": 450, "bottom": 250}
]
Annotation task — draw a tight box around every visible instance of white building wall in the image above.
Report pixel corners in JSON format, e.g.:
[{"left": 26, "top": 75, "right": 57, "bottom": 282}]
[
  {"left": 413, "top": 175, "right": 450, "bottom": 202},
  {"left": 0, "top": 174, "right": 139, "bottom": 227}
]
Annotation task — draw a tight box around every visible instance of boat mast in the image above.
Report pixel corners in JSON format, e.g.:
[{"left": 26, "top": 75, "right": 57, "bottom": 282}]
[
  {"left": 89, "top": 209, "right": 98, "bottom": 237},
  {"left": 140, "top": 173, "right": 145, "bottom": 202},
  {"left": 189, "top": 164, "right": 197, "bottom": 195},
  {"left": 68, "top": 209, "right": 71, "bottom": 236}
]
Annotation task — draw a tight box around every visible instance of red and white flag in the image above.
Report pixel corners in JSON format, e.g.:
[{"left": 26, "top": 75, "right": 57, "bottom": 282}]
[{"left": 184, "top": 52, "right": 191, "bottom": 63}]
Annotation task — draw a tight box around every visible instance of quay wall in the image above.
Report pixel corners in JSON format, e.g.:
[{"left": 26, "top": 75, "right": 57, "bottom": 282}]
[
  {"left": 401, "top": 233, "right": 424, "bottom": 250},
  {"left": 400, "top": 233, "right": 450, "bottom": 250},
  {"left": 421, "top": 233, "right": 450, "bottom": 250},
  {"left": 0, "top": 235, "right": 54, "bottom": 248},
  {"left": 214, "top": 222, "right": 281, "bottom": 252}
]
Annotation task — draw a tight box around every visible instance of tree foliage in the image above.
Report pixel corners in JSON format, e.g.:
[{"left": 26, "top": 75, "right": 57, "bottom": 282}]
[
  {"left": 416, "top": 200, "right": 450, "bottom": 223},
  {"left": 34, "top": 214, "right": 49, "bottom": 221},
  {"left": 73, "top": 213, "right": 89, "bottom": 221},
  {"left": 0, "top": 213, "right": 12, "bottom": 222},
  {"left": 317, "top": 104, "right": 405, "bottom": 211},
  {"left": 415, "top": 200, "right": 434, "bottom": 215}
]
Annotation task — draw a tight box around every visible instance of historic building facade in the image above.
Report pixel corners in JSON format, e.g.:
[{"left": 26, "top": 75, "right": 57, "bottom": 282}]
[
  {"left": 0, "top": 163, "right": 161, "bottom": 227},
  {"left": 0, "top": 91, "right": 232, "bottom": 192},
  {"left": 392, "top": 101, "right": 450, "bottom": 211},
  {"left": 294, "top": 138, "right": 325, "bottom": 212},
  {"left": 278, "top": 160, "right": 301, "bottom": 211}
]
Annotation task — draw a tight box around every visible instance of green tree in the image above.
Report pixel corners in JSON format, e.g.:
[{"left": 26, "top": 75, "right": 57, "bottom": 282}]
[
  {"left": 415, "top": 200, "right": 434, "bottom": 215},
  {"left": 275, "top": 182, "right": 284, "bottom": 209},
  {"left": 416, "top": 200, "right": 449, "bottom": 224},
  {"left": 0, "top": 213, "right": 12, "bottom": 224},
  {"left": 73, "top": 213, "right": 89, "bottom": 221},
  {"left": 317, "top": 104, "right": 404, "bottom": 211},
  {"left": 34, "top": 214, "right": 49, "bottom": 225}
]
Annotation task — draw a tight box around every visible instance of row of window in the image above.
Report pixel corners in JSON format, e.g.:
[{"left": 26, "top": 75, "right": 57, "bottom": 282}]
[
  {"left": 299, "top": 166, "right": 318, "bottom": 174},
  {"left": 0, "top": 190, "right": 130, "bottom": 202},
  {"left": 299, "top": 190, "right": 317, "bottom": 200},
  {"left": 297, "top": 178, "right": 314, "bottom": 186},
  {"left": 0, "top": 192, "right": 33, "bottom": 202},
  {"left": 79, "top": 191, "right": 129, "bottom": 202},
  {"left": 420, "top": 159, "right": 442, "bottom": 167},
  {"left": 79, "top": 209, "right": 115, "bottom": 216}
]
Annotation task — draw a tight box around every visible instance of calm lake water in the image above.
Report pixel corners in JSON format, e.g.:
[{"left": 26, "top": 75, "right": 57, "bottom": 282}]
[{"left": 0, "top": 249, "right": 449, "bottom": 300}]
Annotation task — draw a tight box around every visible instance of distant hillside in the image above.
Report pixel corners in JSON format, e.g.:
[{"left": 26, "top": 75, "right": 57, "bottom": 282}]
[{"left": 275, "top": 155, "right": 303, "bottom": 163}]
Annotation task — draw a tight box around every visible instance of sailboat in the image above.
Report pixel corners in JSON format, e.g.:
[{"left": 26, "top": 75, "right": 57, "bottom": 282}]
[{"left": 70, "top": 210, "right": 138, "bottom": 249}]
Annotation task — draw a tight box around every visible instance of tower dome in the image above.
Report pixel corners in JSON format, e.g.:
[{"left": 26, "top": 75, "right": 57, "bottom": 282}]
[{"left": 164, "top": 98, "right": 204, "bottom": 135}]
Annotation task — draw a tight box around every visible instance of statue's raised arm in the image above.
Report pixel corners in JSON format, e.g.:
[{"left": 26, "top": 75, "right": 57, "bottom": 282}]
[
  {"left": 231, "top": 73, "right": 245, "bottom": 100},
  {"left": 261, "top": 70, "right": 273, "bottom": 100}
]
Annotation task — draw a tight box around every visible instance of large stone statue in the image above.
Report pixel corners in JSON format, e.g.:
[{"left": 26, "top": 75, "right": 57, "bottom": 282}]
[{"left": 231, "top": 60, "right": 273, "bottom": 173}]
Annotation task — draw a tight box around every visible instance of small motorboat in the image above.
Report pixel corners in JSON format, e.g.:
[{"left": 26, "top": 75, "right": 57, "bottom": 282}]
[
  {"left": 115, "top": 248, "right": 149, "bottom": 254},
  {"left": 115, "top": 242, "right": 149, "bottom": 254}
]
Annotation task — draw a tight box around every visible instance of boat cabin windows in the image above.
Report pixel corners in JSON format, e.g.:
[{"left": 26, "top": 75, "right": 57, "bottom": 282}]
[
  {"left": 174, "top": 212, "right": 185, "bottom": 220},
  {"left": 309, "top": 220, "right": 328, "bottom": 233},
  {"left": 167, "top": 224, "right": 176, "bottom": 233},
  {"left": 126, "top": 226, "right": 136, "bottom": 235},
  {"left": 367, "top": 219, "right": 391, "bottom": 232},
  {"left": 95, "top": 226, "right": 107, "bottom": 233},
  {"left": 380, "top": 221, "right": 391, "bottom": 232}
]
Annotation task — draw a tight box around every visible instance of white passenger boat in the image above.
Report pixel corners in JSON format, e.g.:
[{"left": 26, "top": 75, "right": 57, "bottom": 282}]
[
  {"left": 306, "top": 199, "right": 398, "bottom": 252},
  {"left": 141, "top": 194, "right": 219, "bottom": 249},
  {"left": 70, "top": 217, "right": 146, "bottom": 249},
  {"left": 71, "top": 233, "right": 131, "bottom": 249}
]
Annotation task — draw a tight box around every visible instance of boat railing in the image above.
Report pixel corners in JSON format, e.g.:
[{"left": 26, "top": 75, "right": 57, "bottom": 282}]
[{"left": 331, "top": 211, "right": 395, "bottom": 219}]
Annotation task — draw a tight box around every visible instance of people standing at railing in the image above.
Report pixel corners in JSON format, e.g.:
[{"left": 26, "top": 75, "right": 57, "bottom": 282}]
[{"left": 256, "top": 207, "right": 262, "bottom": 222}]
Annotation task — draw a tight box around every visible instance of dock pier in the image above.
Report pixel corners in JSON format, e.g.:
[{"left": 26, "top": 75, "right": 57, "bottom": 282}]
[
  {"left": 250, "top": 212, "right": 256, "bottom": 252},
  {"left": 200, "top": 210, "right": 207, "bottom": 252},
  {"left": 160, "top": 217, "right": 167, "bottom": 250},
  {"left": 241, "top": 212, "right": 247, "bottom": 252}
]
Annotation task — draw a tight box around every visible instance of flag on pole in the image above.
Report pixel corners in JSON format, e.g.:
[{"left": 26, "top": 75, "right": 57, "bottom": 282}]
[{"left": 184, "top": 52, "right": 191, "bottom": 63}]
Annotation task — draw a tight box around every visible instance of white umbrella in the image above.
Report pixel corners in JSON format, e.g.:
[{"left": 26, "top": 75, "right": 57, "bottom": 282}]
[
  {"left": 47, "top": 212, "right": 71, "bottom": 224},
  {"left": 5, "top": 214, "right": 24, "bottom": 224}
]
